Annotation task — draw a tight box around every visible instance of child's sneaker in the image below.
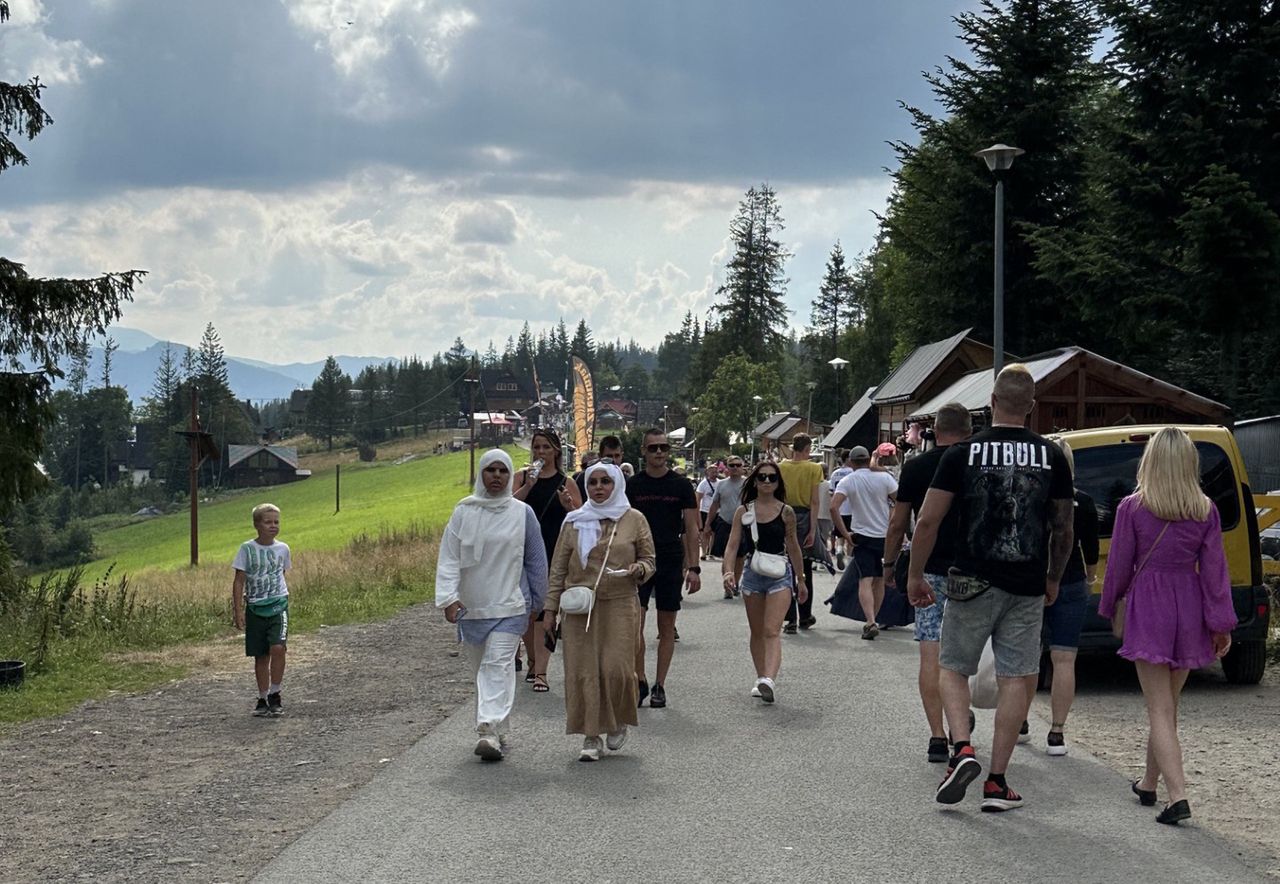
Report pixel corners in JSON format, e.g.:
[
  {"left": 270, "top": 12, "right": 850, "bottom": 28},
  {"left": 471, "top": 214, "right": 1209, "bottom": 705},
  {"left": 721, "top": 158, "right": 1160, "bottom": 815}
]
[
  {"left": 980, "top": 780, "right": 1024, "bottom": 812},
  {"left": 267, "top": 692, "right": 284, "bottom": 716},
  {"left": 936, "top": 745, "right": 981, "bottom": 804},
  {"left": 253, "top": 698, "right": 270, "bottom": 717}
]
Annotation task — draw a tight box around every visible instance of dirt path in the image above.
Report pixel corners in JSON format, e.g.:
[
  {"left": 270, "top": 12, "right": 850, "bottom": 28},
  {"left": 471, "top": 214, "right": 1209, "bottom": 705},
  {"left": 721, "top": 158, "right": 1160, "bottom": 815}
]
[
  {"left": 1035, "top": 656, "right": 1280, "bottom": 878},
  {"left": 0, "top": 605, "right": 471, "bottom": 883},
  {"left": 2, "top": 606, "right": 1277, "bottom": 881}
]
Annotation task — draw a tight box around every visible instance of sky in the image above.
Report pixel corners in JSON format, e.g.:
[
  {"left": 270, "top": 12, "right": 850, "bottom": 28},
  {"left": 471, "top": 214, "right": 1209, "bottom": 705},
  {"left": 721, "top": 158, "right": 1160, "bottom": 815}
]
[{"left": 0, "top": 0, "right": 976, "bottom": 364}]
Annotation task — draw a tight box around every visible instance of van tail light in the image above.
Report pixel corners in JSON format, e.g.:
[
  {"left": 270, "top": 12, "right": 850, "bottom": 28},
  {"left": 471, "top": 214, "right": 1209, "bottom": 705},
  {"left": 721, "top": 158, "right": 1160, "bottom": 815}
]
[{"left": 1259, "top": 603, "right": 1270, "bottom": 618}]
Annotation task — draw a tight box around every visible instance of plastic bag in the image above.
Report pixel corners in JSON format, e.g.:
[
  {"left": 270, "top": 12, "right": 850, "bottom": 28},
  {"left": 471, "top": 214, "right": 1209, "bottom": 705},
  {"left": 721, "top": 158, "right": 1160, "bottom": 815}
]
[{"left": 968, "top": 639, "right": 999, "bottom": 709}]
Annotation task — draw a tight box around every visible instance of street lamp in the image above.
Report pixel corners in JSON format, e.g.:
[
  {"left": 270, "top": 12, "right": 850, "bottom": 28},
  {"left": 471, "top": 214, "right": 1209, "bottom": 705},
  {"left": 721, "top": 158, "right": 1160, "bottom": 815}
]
[
  {"left": 828, "top": 357, "right": 849, "bottom": 417},
  {"left": 750, "top": 394, "right": 763, "bottom": 463},
  {"left": 975, "top": 143, "right": 1024, "bottom": 376},
  {"left": 806, "top": 381, "right": 817, "bottom": 431}
]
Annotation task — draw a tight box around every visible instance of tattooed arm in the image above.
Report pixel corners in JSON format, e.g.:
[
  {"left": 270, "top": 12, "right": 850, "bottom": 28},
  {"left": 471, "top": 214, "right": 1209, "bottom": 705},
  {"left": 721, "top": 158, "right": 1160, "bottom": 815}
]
[{"left": 1045, "top": 498, "right": 1075, "bottom": 605}]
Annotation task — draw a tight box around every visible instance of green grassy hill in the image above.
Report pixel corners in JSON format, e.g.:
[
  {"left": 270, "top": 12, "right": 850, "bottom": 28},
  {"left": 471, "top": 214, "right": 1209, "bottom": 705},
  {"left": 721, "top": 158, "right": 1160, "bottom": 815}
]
[{"left": 80, "top": 445, "right": 525, "bottom": 579}]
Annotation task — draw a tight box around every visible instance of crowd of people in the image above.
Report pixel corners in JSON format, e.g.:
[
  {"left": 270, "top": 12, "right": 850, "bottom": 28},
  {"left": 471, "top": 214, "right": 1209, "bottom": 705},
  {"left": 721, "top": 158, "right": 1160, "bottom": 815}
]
[{"left": 217, "top": 362, "right": 1234, "bottom": 824}]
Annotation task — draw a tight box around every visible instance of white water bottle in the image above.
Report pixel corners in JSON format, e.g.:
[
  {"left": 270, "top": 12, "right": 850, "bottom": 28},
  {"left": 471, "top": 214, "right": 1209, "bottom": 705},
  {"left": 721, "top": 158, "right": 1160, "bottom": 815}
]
[{"left": 528, "top": 458, "right": 544, "bottom": 479}]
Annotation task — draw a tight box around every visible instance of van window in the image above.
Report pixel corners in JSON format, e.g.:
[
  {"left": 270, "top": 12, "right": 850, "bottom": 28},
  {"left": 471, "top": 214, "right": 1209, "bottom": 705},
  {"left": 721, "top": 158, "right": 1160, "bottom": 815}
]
[{"left": 1073, "top": 442, "right": 1240, "bottom": 537}]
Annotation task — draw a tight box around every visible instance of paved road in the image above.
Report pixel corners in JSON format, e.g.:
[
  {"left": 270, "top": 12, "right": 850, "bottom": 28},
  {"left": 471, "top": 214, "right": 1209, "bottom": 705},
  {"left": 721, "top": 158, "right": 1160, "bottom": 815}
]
[{"left": 257, "top": 568, "right": 1259, "bottom": 883}]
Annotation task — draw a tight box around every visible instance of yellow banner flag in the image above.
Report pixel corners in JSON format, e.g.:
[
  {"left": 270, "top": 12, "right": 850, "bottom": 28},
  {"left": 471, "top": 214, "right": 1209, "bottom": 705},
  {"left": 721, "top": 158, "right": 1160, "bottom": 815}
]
[{"left": 571, "top": 356, "right": 595, "bottom": 462}]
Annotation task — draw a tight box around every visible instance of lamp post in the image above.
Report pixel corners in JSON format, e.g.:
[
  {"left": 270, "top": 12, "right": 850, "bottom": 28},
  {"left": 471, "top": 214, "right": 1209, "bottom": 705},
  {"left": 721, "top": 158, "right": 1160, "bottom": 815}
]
[
  {"left": 464, "top": 375, "right": 480, "bottom": 486},
  {"left": 750, "top": 394, "right": 763, "bottom": 463},
  {"left": 975, "top": 143, "right": 1024, "bottom": 376},
  {"left": 805, "top": 381, "right": 817, "bottom": 431},
  {"left": 828, "top": 357, "right": 849, "bottom": 417}
]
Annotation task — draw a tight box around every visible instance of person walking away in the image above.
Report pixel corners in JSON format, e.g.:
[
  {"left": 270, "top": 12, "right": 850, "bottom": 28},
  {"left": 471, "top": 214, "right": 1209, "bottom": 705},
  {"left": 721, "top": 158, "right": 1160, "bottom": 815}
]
[
  {"left": 777, "top": 434, "right": 824, "bottom": 633},
  {"left": 1023, "top": 435, "right": 1099, "bottom": 756},
  {"left": 703, "top": 457, "right": 748, "bottom": 597},
  {"left": 1097, "top": 427, "right": 1234, "bottom": 824},
  {"left": 829, "top": 449, "right": 856, "bottom": 569},
  {"left": 512, "top": 429, "right": 582, "bottom": 692},
  {"left": 883, "top": 403, "right": 972, "bottom": 761},
  {"left": 722, "top": 462, "right": 808, "bottom": 702},
  {"left": 831, "top": 447, "right": 898, "bottom": 639},
  {"left": 626, "top": 429, "right": 701, "bottom": 708},
  {"left": 874, "top": 441, "right": 901, "bottom": 479},
  {"left": 546, "top": 462, "right": 655, "bottom": 761},
  {"left": 906, "top": 364, "right": 1074, "bottom": 812},
  {"left": 231, "top": 503, "right": 292, "bottom": 717},
  {"left": 436, "top": 450, "right": 549, "bottom": 761},
  {"left": 815, "top": 465, "right": 836, "bottom": 576},
  {"left": 695, "top": 465, "right": 718, "bottom": 560}
]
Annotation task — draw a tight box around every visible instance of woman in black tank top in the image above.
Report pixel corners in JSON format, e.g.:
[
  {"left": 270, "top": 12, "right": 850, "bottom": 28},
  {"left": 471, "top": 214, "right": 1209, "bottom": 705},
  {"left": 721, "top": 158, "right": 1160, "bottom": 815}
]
[
  {"left": 719, "top": 462, "right": 807, "bottom": 704},
  {"left": 512, "top": 429, "right": 582, "bottom": 691}
]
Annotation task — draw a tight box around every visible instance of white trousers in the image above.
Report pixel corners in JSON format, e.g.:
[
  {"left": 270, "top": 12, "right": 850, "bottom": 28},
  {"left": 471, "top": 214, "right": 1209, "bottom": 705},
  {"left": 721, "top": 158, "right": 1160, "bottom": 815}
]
[{"left": 464, "top": 631, "right": 521, "bottom": 735}]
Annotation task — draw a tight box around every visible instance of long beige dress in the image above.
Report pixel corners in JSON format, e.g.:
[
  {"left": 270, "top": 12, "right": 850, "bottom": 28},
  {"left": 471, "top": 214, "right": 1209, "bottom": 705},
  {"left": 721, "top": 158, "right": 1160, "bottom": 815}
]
[{"left": 545, "top": 509, "right": 656, "bottom": 737}]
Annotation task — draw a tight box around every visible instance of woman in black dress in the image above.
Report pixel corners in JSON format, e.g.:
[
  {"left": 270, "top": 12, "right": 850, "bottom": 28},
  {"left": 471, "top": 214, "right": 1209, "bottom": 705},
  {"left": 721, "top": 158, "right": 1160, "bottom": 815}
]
[{"left": 512, "top": 428, "right": 582, "bottom": 691}]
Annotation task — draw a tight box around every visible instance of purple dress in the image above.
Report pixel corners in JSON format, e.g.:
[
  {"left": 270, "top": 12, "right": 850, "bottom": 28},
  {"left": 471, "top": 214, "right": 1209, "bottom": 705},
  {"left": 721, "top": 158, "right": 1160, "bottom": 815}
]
[{"left": 1098, "top": 495, "right": 1236, "bottom": 670}]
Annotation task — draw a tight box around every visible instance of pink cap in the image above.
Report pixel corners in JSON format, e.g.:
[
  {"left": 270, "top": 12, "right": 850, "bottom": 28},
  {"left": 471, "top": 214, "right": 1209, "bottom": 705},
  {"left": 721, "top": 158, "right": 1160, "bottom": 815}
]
[{"left": 875, "top": 442, "right": 898, "bottom": 457}]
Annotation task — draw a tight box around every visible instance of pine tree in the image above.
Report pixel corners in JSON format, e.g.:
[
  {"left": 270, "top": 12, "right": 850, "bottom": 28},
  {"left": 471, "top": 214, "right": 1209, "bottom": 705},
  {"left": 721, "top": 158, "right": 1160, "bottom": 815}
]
[
  {"left": 571, "top": 319, "right": 595, "bottom": 365},
  {"left": 196, "top": 322, "right": 231, "bottom": 395},
  {"left": 709, "top": 184, "right": 792, "bottom": 366},
  {"left": 810, "top": 242, "right": 855, "bottom": 360},
  {"left": 307, "top": 356, "right": 352, "bottom": 451}
]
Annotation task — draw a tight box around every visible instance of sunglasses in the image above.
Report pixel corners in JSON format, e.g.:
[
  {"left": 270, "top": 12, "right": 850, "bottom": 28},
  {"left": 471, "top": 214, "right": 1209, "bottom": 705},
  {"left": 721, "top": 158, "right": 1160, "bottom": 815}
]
[
  {"left": 727, "top": 462, "right": 743, "bottom": 468},
  {"left": 755, "top": 473, "right": 779, "bottom": 483},
  {"left": 646, "top": 443, "right": 671, "bottom": 453}
]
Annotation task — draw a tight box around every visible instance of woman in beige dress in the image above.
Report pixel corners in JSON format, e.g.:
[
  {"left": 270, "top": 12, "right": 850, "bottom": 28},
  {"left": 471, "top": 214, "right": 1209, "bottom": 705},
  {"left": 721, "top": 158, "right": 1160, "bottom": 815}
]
[{"left": 546, "top": 462, "right": 656, "bottom": 761}]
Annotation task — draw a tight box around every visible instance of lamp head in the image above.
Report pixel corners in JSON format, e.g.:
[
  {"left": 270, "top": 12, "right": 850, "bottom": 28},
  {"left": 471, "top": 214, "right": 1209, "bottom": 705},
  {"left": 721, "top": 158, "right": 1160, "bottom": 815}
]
[{"left": 975, "top": 143, "right": 1024, "bottom": 173}]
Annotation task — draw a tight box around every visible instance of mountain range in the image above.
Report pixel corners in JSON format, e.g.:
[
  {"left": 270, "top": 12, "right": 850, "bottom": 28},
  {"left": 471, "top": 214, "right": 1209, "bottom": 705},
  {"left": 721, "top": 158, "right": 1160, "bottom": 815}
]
[{"left": 67, "top": 328, "right": 392, "bottom": 404}]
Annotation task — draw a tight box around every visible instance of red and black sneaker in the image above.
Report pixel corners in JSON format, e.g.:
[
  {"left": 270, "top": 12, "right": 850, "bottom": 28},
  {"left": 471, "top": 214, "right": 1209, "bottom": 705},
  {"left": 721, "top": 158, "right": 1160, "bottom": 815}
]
[
  {"left": 936, "top": 745, "right": 981, "bottom": 804},
  {"left": 980, "top": 780, "right": 1024, "bottom": 812}
]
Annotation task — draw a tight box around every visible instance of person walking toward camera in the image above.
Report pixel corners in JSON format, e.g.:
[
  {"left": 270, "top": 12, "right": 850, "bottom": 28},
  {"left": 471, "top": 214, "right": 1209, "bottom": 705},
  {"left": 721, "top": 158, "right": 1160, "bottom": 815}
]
[
  {"left": 437, "top": 449, "right": 549, "bottom": 761},
  {"left": 703, "top": 457, "right": 748, "bottom": 597},
  {"left": 721, "top": 462, "right": 807, "bottom": 702},
  {"left": 545, "top": 462, "right": 655, "bottom": 761},
  {"left": 627, "top": 428, "right": 701, "bottom": 709},
  {"left": 232, "top": 503, "right": 292, "bottom": 717},
  {"left": 1098, "top": 427, "right": 1235, "bottom": 825},
  {"left": 906, "top": 365, "right": 1074, "bottom": 812}
]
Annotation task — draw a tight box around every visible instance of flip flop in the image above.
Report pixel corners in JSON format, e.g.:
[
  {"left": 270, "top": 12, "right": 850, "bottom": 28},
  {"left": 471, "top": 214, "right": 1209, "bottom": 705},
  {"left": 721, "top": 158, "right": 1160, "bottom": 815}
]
[{"left": 531, "top": 674, "right": 549, "bottom": 693}]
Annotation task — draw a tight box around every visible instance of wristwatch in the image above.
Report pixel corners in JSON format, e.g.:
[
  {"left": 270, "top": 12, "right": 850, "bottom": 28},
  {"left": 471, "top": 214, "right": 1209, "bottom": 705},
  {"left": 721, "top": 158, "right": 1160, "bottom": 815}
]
[{"left": 685, "top": 566, "right": 701, "bottom": 574}]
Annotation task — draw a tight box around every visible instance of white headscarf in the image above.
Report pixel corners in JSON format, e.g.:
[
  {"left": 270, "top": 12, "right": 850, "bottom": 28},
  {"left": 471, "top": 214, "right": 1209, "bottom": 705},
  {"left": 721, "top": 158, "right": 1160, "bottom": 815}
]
[
  {"left": 453, "top": 449, "right": 524, "bottom": 568},
  {"left": 562, "top": 461, "right": 630, "bottom": 567}
]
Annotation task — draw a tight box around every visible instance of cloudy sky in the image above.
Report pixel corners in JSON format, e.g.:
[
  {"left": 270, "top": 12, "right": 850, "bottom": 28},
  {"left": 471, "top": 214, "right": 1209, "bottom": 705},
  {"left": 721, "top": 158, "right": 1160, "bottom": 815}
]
[{"left": 0, "top": 0, "right": 975, "bottom": 364}]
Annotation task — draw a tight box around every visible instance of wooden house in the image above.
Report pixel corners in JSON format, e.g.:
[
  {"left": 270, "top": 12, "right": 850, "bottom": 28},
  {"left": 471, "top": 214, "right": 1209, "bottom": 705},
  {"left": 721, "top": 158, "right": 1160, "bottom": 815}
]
[
  {"left": 227, "top": 444, "right": 308, "bottom": 488},
  {"left": 871, "top": 328, "right": 996, "bottom": 443}
]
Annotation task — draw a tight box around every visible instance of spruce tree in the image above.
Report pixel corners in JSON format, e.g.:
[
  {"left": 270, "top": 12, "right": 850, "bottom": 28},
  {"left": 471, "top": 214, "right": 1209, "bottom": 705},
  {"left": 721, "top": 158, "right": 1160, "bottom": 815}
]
[
  {"left": 810, "top": 242, "right": 855, "bottom": 361},
  {"left": 307, "top": 356, "right": 352, "bottom": 451}
]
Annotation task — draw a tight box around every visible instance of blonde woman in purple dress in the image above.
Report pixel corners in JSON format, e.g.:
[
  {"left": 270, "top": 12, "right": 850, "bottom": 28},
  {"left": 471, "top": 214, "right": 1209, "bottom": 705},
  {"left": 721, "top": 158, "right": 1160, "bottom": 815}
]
[{"left": 1098, "top": 428, "right": 1235, "bottom": 825}]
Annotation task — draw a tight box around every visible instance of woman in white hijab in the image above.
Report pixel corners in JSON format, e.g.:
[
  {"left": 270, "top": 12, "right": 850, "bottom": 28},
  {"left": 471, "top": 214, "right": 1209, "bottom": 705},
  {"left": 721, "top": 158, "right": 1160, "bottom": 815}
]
[
  {"left": 545, "top": 462, "right": 656, "bottom": 761},
  {"left": 436, "top": 449, "right": 549, "bottom": 761}
]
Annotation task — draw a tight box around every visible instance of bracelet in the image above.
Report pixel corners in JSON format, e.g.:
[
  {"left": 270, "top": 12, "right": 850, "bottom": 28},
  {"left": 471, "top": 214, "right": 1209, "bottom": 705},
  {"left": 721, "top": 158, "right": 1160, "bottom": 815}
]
[{"left": 685, "top": 566, "right": 701, "bottom": 574}]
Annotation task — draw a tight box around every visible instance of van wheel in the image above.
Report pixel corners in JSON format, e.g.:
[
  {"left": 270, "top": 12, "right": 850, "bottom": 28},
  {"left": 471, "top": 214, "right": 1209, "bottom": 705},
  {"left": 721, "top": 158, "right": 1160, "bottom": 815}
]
[{"left": 1221, "top": 640, "right": 1266, "bottom": 685}]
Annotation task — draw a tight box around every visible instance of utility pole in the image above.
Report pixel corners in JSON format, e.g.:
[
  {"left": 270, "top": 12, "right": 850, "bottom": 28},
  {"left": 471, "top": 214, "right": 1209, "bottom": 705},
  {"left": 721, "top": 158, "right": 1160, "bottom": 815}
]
[{"left": 177, "top": 387, "right": 217, "bottom": 566}]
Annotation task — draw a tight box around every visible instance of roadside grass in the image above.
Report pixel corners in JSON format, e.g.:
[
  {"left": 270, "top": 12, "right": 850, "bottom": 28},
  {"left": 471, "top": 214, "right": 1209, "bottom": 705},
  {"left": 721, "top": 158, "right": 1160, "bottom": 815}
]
[{"left": 0, "top": 524, "right": 442, "bottom": 729}]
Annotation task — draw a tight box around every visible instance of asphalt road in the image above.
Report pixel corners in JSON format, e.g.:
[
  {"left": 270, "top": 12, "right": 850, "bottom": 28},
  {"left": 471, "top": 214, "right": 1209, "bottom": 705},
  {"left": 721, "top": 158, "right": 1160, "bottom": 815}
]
[{"left": 256, "top": 567, "right": 1260, "bottom": 884}]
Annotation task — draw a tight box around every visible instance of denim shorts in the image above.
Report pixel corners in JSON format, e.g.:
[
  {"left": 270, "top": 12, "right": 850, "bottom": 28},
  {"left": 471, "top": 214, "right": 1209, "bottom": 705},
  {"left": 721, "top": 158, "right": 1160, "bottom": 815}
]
[
  {"left": 739, "top": 558, "right": 794, "bottom": 596},
  {"left": 1044, "top": 580, "right": 1088, "bottom": 651},
  {"left": 939, "top": 585, "right": 1043, "bottom": 678},
  {"left": 913, "top": 573, "right": 948, "bottom": 643}
]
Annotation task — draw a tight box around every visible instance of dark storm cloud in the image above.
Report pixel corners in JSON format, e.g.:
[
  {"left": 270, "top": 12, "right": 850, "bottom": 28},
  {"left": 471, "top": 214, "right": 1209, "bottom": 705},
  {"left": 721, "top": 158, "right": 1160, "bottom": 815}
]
[{"left": 3, "top": 0, "right": 972, "bottom": 205}]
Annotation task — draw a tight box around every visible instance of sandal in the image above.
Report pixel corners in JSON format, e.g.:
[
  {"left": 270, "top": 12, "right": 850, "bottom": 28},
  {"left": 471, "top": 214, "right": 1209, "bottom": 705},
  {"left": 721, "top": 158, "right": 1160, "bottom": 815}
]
[{"left": 531, "top": 674, "right": 549, "bottom": 693}]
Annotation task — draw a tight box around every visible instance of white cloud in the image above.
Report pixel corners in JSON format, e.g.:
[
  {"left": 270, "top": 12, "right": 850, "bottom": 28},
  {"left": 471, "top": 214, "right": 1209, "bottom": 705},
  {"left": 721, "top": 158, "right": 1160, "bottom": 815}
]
[{"left": 0, "top": 0, "right": 103, "bottom": 84}]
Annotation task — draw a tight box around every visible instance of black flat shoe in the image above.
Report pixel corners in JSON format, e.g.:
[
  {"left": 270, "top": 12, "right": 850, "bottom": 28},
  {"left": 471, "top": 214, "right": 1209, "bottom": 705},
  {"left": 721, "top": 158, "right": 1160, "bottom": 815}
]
[
  {"left": 1156, "top": 799, "right": 1191, "bottom": 825},
  {"left": 1131, "top": 780, "right": 1157, "bottom": 807}
]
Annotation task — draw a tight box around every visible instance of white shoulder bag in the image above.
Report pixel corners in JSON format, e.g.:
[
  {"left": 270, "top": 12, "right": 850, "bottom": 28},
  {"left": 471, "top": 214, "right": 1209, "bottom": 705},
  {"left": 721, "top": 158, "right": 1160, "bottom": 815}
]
[
  {"left": 747, "top": 503, "right": 789, "bottom": 579},
  {"left": 558, "top": 522, "right": 619, "bottom": 631}
]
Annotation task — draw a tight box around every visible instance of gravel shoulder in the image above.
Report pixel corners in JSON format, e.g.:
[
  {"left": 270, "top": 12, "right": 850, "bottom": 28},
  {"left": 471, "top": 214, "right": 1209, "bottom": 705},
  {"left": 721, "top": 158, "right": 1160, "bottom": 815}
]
[{"left": 0, "top": 604, "right": 471, "bottom": 883}]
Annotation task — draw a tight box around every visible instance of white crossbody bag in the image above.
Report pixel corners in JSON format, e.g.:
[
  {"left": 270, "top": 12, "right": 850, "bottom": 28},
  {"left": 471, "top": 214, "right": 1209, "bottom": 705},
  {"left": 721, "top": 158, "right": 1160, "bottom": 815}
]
[
  {"left": 747, "top": 503, "right": 789, "bottom": 579},
  {"left": 558, "top": 523, "right": 619, "bottom": 631}
]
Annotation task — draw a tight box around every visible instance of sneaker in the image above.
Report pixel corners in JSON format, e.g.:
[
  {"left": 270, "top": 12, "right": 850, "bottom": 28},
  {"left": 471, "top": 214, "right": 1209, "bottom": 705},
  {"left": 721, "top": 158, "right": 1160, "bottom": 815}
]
[
  {"left": 253, "top": 698, "right": 270, "bottom": 717},
  {"left": 267, "top": 692, "right": 284, "bottom": 716},
  {"left": 1018, "top": 720, "right": 1030, "bottom": 744},
  {"left": 757, "top": 678, "right": 775, "bottom": 704},
  {"left": 637, "top": 679, "right": 649, "bottom": 707},
  {"left": 1046, "top": 730, "right": 1068, "bottom": 756},
  {"left": 783, "top": 623, "right": 798, "bottom": 635},
  {"left": 673, "top": 628, "right": 680, "bottom": 643},
  {"left": 579, "top": 737, "right": 602, "bottom": 762},
  {"left": 936, "top": 746, "right": 982, "bottom": 804},
  {"left": 606, "top": 727, "right": 628, "bottom": 751},
  {"left": 836, "top": 552, "right": 846, "bottom": 571},
  {"left": 474, "top": 734, "right": 503, "bottom": 762},
  {"left": 499, "top": 733, "right": 513, "bottom": 754},
  {"left": 927, "top": 737, "right": 949, "bottom": 763},
  {"left": 724, "top": 590, "right": 735, "bottom": 599},
  {"left": 861, "top": 623, "right": 879, "bottom": 640},
  {"left": 649, "top": 684, "right": 667, "bottom": 708},
  {"left": 800, "top": 616, "right": 817, "bottom": 630},
  {"left": 750, "top": 682, "right": 762, "bottom": 698},
  {"left": 981, "top": 780, "right": 1024, "bottom": 812}
]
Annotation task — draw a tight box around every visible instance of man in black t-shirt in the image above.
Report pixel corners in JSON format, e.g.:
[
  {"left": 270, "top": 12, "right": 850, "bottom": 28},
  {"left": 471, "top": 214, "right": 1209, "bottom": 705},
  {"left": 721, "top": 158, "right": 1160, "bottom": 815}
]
[
  {"left": 907, "top": 365, "right": 1074, "bottom": 814},
  {"left": 627, "top": 428, "right": 701, "bottom": 709},
  {"left": 884, "top": 402, "right": 971, "bottom": 764}
]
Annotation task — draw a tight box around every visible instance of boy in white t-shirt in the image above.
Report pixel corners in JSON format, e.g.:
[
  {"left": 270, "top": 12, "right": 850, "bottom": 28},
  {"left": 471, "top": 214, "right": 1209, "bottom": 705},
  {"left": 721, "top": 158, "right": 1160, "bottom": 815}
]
[{"left": 232, "top": 503, "right": 292, "bottom": 716}]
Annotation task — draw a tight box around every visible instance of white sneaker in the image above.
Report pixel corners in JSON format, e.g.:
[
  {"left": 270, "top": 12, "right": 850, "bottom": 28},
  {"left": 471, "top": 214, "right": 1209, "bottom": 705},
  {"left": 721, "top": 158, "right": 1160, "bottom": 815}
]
[
  {"left": 606, "top": 727, "right": 628, "bottom": 751},
  {"left": 579, "top": 737, "right": 602, "bottom": 762},
  {"left": 750, "top": 681, "right": 762, "bottom": 698},
  {"left": 1017, "top": 720, "right": 1031, "bottom": 744},
  {"left": 498, "top": 733, "right": 513, "bottom": 754},
  {"left": 758, "top": 677, "right": 775, "bottom": 704},
  {"left": 474, "top": 734, "right": 503, "bottom": 761}
]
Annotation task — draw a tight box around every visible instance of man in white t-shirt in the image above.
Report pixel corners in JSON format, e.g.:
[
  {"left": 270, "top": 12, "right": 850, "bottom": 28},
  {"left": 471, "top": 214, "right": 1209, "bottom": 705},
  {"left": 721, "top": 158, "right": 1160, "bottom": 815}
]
[
  {"left": 828, "top": 449, "right": 857, "bottom": 568},
  {"left": 831, "top": 448, "right": 898, "bottom": 640}
]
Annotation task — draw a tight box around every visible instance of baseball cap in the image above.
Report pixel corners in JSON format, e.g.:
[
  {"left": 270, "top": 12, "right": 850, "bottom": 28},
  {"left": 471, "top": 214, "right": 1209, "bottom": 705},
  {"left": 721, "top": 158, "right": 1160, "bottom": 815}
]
[
  {"left": 849, "top": 446, "right": 870, "bottom": 461},
  {"left": 875, "top": 442, "right": 898, "bottom": 457}
]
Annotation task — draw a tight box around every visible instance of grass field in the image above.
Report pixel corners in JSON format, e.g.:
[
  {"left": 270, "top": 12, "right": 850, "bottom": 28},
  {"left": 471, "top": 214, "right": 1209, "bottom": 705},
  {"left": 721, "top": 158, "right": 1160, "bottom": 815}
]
[{"left": 78, "top": 444, "right": 525, "bottom": 587}]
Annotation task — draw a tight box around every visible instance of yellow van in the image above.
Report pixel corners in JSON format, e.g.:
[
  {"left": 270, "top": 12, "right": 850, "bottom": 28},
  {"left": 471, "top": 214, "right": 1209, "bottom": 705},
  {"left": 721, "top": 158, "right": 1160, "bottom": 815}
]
[{"left": 1056, "top": 424, "right": 1273, "bottom": 684}]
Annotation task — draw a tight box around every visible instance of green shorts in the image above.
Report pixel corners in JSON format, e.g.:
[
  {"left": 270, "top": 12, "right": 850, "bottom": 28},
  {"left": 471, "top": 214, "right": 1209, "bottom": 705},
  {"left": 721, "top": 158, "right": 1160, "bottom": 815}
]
[{"left": 245, "top": 604, "right": 289, "bottom": 657}]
